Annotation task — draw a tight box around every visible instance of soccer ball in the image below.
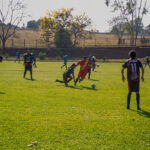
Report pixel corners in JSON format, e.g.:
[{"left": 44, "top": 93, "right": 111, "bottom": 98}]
[{"left": 91, "top": 83, "right": 96, "bottom": 89}]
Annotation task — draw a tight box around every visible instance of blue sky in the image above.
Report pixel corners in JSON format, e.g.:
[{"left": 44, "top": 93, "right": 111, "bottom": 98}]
[{"left": 25, "top": 0, "right": 150, "bottom": 32}]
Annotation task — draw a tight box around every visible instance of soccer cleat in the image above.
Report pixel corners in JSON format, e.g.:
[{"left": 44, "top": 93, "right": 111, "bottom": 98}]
[{"left": 127, "top": 106, "right": 130, "bottom": 109}]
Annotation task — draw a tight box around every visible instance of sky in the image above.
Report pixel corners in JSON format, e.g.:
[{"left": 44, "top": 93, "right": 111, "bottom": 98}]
[{"left": 24, "top": 0, "right": 150, "bottom": 32}]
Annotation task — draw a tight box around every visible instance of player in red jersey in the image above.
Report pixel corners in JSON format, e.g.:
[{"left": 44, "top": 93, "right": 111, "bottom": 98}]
[
  {"left": 121, "top": 50, "right": 144, "bottom": 110},
  {"left": 75, "top": 56, "right": 92, "bottom": 85}
]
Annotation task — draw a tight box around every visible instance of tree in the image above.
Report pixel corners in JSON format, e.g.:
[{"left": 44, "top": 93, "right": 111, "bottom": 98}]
[
  {"left": 69, "top": 13, "right": 92, "bottom": 47},
  {"left": 105, "top": 0, "right": 148, "bottom": 48},
  {"left": 0, "top": 0, "right": 26, "bottom": 49},
  {"left": 109, "top": 17, "right": 127, "bottom": 45},
  {"left": 39, "top": 8, "right": 73, "bottom": 48},
  {"left": 39, "top": 17, "right": 57, "bottom": 47},
  {"left": 27, "top": 20, "right": 40, "bottom": 30},
  {"left": 54, "top": 27, "right": 72, "bottom": 48}
]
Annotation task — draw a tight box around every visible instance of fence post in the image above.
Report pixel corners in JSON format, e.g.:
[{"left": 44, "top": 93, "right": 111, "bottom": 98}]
[
  {"left": 24, "top": 39, "right": 25, "bottom": 49},
  {"left": 36, "top": 40, "right": 37, "bottom": 48},
  {"left": 11, "top": 39, "right": 14, "bottom": 48}
]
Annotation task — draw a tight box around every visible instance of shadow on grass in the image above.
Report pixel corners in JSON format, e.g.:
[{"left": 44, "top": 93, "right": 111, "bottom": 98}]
[
  {"left": 89, "top": 79, "right": 99, "bottom": 82},
  {"left": 57, "top": 85, "right": 97, "bottom": 91},
  {"left": 130, "top": 109, "right": 150, "bottom": 118},
  {"left": 80, "top": 85, "right": 97, "bottom": 91},
  {"left": 25, "top": 78, "right": 36, "bottom": 81},
  {"left": 0, "top": 92, "right": 5, "bottom": 94},
  {"left": 137, "top": 110, "right": 150, "bottom": 118}
]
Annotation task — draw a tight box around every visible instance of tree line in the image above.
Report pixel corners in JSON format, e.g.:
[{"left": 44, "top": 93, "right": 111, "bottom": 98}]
[{"left": 0, "top": 0, "right": 150, "bottom": 49}]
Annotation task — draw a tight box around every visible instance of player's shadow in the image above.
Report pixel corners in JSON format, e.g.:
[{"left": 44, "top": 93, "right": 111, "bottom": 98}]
[
  {"left": 25, "top": 78, "right": 36, "bottom": 81},
  {"left": 0, "top": 92, "right": 5, "bottom": 94},
  {"left": 89, "top": 79, "right": 99, "bottom": 82},
  {"left": 137, "top": 110, "right": 150, "bottom": 118},
  {"left": 80, "top": 85, "right": 97, "bottom": 91}
]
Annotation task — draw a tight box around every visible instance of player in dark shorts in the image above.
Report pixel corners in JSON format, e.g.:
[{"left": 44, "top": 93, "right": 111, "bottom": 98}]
[
  {"left": 144, "top": 56, "right": 150, "bottom": 68},
  {"left": 56, "top": 64, "right": 76, "bottom": 86},
  {"left": 121, "top": 50, "right": 144, "bottom": 110},
  {"left": 15, "top": 51, "right": 21, "bottom": 63},
  {"left": 23, "top": 50, "right": 33, "bottom": 80},
  {"left": 87, "top": 57, "right": 92, "bottom": 80},
  {"left": 0, "top": 56, "right": 3, "bottom": 62},
  {"left": 61, "top": 55, "right": 69, "bottom": 69}
]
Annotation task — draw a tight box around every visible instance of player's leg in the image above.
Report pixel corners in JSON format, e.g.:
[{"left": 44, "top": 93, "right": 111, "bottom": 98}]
[
  {"left": 136, "top": 92, "right": 141, "bottom": 110},
  {"left": 67, "top": 76, "right": 72, "bottom": 82},
  {"left": 127, "top": 81, "right": 132, "bottom": 109},
  {"left": 24, "top": 66, "right": 27, "bottom": 78},
  {"left": 29, "top": 66, "right": 33, "bottom": 80},
  {"left": 127, "top": 92, "right": 131, "bottom": 109}
]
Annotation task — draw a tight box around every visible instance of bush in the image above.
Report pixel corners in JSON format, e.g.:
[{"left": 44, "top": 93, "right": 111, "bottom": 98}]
[
  {"left": 5, "top": 54, "right": 9, "bottom": 60},
  {"left": 103, "top": 56, "right": 107, "bottom": 62},
  {"left": 38, "top": 52, "right": 46, "bottom": 60},
  {"left": 56, "top": 56, "right": 62, "bottom": 60},
  {"left": 54, "top": 27, "right": 72, "bottom": 48}
]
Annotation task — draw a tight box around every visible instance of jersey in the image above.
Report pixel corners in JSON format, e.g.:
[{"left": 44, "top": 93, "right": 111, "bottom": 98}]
[
  {"left": 24, "top": 54, "right": 33, "bottom": 66},
  {"left": 77, "top": 59, "right": 92, "bottom": 72},
  {"left": 64, "top": 55, "right": 68, "bottom": 63},
  {"left": 64, "top": 66, "right": 74, "bottom": 77},
  {"left": 16, "top": 51, "right": 20, "bottom": 58},
  {"left": 123, "top": 58, "right": 143, "bottom": 81}
]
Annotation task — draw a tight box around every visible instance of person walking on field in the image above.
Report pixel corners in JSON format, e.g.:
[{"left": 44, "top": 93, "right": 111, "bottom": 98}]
[
  {"left": 61, "top": 55, "right": 69, "bottom": 69},
  {"left": 121, "top": 50, "right": 144, "bottom": 110},
  {"left": 23, "top": 50, "right": 33, "bottom": 80}
]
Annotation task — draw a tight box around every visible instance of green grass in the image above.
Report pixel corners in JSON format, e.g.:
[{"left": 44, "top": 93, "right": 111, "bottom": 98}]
[{"left": 0, "top": 61, "right": 150, "bottom": 150}]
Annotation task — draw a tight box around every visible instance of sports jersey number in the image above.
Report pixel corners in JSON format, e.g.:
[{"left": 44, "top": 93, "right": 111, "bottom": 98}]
[{"left": 131, "top": 63, "right": 137, "bottom": 73}]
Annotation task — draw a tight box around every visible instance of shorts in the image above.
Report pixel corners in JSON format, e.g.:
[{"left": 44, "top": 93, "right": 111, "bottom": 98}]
[
  {"left": 63, "top": 73, "right": 71, "bottom": 82},
  {"left": 128, "top": 80, "right": 139, "bottom": 92},
  {"left": 25, "top": 65, "right": 32, "bottom": 71}
]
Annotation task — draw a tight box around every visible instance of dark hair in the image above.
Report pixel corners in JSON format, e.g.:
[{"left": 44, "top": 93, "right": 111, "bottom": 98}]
[
  {"left": 71, "top": 63, "right": 76, "bottom": 67},
  {"left": 83, "top": 56, "right": 87, "bottom": 60},
  {"left": 129, "top": 50, "right": 136, "bottom": 59}
]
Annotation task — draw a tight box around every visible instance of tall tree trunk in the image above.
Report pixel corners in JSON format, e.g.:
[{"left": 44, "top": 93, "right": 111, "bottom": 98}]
[{"left": 2, "top": 39, "right": 6, "bottom": 50}]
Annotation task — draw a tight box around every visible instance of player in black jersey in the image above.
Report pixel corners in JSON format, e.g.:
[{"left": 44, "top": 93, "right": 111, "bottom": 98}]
[
  {"left": 121, "top": 50, "right": 144, "bottom": 110},
  {"left": 23, "top": 50, "right": 33, "bottom": 80},
  {"left": 56, "top": 64, "right": 76, "bottom": 86},
  {"left": 0, "top": 56, "right": 3, "bottom": 62}
]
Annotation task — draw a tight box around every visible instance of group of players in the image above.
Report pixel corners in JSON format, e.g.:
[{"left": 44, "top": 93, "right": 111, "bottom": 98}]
[
  {"left": 0, "top": 51, "right": 150, "bottom": 110},
  {"left": 56, "top": 55, "right": 97, "bottom": 86}
]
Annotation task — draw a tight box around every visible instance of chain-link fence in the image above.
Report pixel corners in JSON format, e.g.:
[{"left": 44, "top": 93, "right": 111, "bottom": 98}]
[{"left": 1, "top": 36, "right": 150, "bottom": 49}]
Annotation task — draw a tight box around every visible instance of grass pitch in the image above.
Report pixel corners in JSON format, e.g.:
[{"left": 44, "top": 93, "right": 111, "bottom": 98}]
[{"left": 0, "top": 61, "right": 150, "bottom": 150}]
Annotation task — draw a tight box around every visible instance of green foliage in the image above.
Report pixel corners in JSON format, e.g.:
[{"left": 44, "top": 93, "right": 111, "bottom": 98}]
[
  {"left": 27, "top": 20, "right": 40, "bottom": 30},
  {"left": 4, "top": 54, "right": 9, "bottom": 60},
  {"left": 103, "top": 56, "right": 107, "bottom": 62},
  {"left": 38, "top": 52, "right": 46, "bottom": 60},
  {"left": 54, "top": 28, "right": 72, "bottom": 48},
  {"left": 56, "top": 56, "right": 62, "bottom": 60},
  {"left": 0, "top": 62, "right": 150, "bottom": 149}
]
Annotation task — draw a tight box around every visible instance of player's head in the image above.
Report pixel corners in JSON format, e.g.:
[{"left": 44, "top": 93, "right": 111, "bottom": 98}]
[
  {"left": 71, "top": 63, "right": 76, "bottom": 68},
  {"left": 27, "top": 50, "right": 30, "bottom": 55},
  {"left": 83, "top": 56, "right": 87, "bottom": 60},
  {"left": 0, "top": 56, "right": 3, "bottom": 62},
  {"left": 129, "top": 50, "right": 136, "bottom": 59}
]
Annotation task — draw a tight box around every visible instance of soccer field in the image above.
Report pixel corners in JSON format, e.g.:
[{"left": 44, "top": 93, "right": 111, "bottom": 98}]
[{"left": 0, "top": 61, "right": 150, "bottom": 150}]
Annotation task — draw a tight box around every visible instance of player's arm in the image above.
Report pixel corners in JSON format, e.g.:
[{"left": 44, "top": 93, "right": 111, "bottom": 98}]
[
  {"left": 121, "top": 67, "right": 125, "bottom": 82},
  {"left": 72, "top": 72, "right": 75, "bottom": 82},
  {"left": 122, "top": 61, "right": 127, "bottom": 82},
  {"left": 140, "top": 61, "right": 144, "bottom": 82}
]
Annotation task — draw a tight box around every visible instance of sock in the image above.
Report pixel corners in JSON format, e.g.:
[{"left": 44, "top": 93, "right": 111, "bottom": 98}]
[
  {"left": 127, "top": 93, "right": 131, "bottom": 109},
  {"left": 136, "top": 93, "right": 140, "bottom": 109}
]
